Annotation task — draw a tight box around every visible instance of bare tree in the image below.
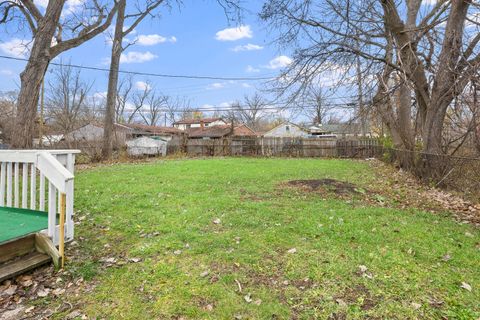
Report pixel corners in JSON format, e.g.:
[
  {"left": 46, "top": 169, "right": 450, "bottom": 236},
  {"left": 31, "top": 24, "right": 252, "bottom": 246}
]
[
  {"left": 139, "top": 91, "right": 168, "bottom": 126},
  {"left": 302, "top": 84, "right": 330, "bottom": 125},
  {"left": 0, "top": 1, "right": 118, "bottom": 148},
  {"left": 0, "top": 91, "right": 17, "bottom": 144},
  {"left": 220, "top": 94, "right": 268, "bottom": 130},
  {"left": 102, "top": 0, "right": 168, "bottom": 159},
  {"left": 102, "top": 0, "right": 243, "bottom": 157},
  {"left": 115, "top": 76, "right": 135, "bottom": 123},
  {"left": 164, "top": 96, "right": 191, "bottom": 125},
  {"left": 261, "top": 0, "right": 480, "bottom": 174},
  {"left": 240, "top": 93, "right": 269, "bottom": 130},
  {"left": 128, "top": 82, "right": 152, "bottom": 124},
  {"left": 46, "top": 63, "right": 92, "bottom": 143}
]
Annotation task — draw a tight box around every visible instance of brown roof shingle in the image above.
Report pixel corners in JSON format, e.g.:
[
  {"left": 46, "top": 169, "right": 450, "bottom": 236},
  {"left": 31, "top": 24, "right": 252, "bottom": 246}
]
[
  {"left": 122, "top": 123, "right": 184, "bottom": 135},
  {"left": 187, "top": 124, "right": 256, "bottom": 138},
  {"left": 173, "top": 117, "right": 224, "bottom": 125}
]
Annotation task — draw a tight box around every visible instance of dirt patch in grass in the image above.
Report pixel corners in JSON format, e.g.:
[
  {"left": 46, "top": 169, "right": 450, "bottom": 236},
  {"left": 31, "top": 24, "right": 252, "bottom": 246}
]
[
  {"left": 286, "top": 179, "right": 363, "bottom": 195},
  {"left": 335, "top": 284, "right": 378, "bottom": 311}
]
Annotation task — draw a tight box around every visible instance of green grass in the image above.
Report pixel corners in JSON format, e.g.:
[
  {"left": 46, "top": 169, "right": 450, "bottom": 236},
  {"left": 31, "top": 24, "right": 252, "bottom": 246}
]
[{"left": 64, "top": 158, "right": 478, "bottom": 319}]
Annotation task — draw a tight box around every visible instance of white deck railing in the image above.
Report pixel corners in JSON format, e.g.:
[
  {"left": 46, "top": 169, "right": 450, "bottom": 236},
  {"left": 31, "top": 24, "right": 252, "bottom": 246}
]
[{"left": 0, "top": 150, "right": 80, "bottom": 245}]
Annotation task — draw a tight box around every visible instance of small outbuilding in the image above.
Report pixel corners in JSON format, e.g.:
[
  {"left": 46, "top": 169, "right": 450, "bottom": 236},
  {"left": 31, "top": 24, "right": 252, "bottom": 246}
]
[
  {"left": 262, "top": 122, "right": 309, "bottom": 138},
  {"left": 126, "top": 136, "right": 167, "bottom": 157}
]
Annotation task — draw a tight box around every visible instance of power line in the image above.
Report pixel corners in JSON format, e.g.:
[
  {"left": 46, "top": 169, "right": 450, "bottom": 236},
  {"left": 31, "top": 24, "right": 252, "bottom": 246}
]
[
  {"left": 42, "top": 100, "right": 358, "bottom": 114},
  {"left": 0, "top": 55, "right": 277, "bottom": 81}
]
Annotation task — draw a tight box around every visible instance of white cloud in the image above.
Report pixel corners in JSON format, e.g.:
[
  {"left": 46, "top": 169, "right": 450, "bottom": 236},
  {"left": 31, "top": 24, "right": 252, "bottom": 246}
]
[
  {"left": 35, "top": 0, "right": 85, "bottom": 15},
  {"left": 135, "top": 34, "right": 177, "bottom": 46},
  {"left": 34, "top": 0, "right": 49, "bottom": 7},
  {"left": 220, "top": 101, "right": 237, "bottom": 109},
  {"left": 0, "top": 69, "right": 14, "bottom": 76},
  {"left": 0, "top": 38, "right": 31, "bottom": 58},
  {"left": 231, "top": 43, "right": 263, "bottom": 52},
  {"left": 207, "top": 82, "right": 225, "bottom": 90},
  {"left": 93, "top": 91, "right": 107, "bottom": 99},
  {"left": 264, "top": 55, "right": 293, "bottom": 69},
  {"left": 135, "top": 81, "right": 151, "bottom": 91},
  {"left": 215, "top": 25, "right": 253, "bottom": 41},
  {"left": 120, "top": 51, "right": 158, "bottom": 64},
  {"left": 246, "top": 65, "right": 260, "bottom": 73},
  {"left": 63, "top": 0, "right": 86, "bottom": 15},
  {"left": 241, "top": 83, "right": 252, "bottom": 88}
]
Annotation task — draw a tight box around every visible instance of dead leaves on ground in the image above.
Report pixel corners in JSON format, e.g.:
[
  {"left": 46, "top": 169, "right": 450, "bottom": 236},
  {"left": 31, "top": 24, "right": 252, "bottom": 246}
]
[{"left": 368, "top": 160, "right": 480, "bottom": 226}]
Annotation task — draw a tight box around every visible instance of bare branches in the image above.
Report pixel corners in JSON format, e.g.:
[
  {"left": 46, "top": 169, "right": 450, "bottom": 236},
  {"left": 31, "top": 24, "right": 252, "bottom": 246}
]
[
  {"left": 46, "top": 62, "right": 93, "bottom": 137},
  {"left": 50, "top": 2, "right": 119, "bottom": 57}
]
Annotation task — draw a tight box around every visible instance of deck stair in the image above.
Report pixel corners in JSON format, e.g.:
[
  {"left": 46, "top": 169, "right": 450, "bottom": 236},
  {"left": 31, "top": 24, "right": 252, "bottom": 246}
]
[{"left": 0, "top": 150, "right": 79, "bottom": 282}]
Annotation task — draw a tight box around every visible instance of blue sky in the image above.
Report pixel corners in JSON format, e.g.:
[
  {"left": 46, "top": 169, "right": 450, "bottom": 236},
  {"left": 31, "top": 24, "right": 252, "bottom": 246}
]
[{"left": 0, "top": 0, "right": 292, "bottom": 111}]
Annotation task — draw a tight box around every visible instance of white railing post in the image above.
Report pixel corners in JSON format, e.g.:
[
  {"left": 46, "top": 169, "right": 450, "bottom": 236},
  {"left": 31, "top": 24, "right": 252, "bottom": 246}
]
[
  {"left": 39, "top": 173, "right": 45, "bottom": 211},
  {"left": 48, "top": 181, "right": 57, "bottom": 243},
  {"left": 6, "top": 162, "right": 12, "bottom": 207},
  {"left": 30, "top": 163, "right": 36, "bottom": 210},
  {"left": 14, "top": 162, "right": 19, "bottom": 207},
  {"left": 0, "top": 162, "right": 5, "bottom": 206},
  {"left": 22, "top": 163, "right": 28, "bottom": 208},
  {"left": 66, "top": 153, "right": 75, "bottom": 240}
]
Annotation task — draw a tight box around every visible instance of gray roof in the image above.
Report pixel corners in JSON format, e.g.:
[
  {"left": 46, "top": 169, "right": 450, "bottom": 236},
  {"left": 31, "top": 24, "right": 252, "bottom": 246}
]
[{"left": 309, "top": 123, "right": 363, "bottom": 134}]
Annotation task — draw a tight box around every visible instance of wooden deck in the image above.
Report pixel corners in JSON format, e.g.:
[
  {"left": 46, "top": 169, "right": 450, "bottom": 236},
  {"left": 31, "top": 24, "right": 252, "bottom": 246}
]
[{"left": 0, "top": 206, "right": 48, "bottom": 244}]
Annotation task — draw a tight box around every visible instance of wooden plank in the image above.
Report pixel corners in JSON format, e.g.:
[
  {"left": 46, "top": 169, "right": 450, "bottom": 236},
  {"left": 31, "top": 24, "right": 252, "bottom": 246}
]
[
  {"left": 0, "top": 234, "right": 35, "bottom": 264},
  {"left": 35, "top": 233, "right": 61, "bottom": 269},
  {"left": 0, "top": 252, "right": 51, "bottom": 283}
]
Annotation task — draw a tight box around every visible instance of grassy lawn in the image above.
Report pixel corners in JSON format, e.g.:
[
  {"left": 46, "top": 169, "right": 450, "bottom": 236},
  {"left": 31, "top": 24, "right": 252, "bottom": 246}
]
[{"left": 61, "top": 158, "right": 478, "bottom": 319}]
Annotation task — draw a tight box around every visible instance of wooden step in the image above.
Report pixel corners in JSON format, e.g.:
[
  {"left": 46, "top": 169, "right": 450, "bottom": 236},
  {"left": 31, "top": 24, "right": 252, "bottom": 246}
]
[
  {"left": 0, "top": 234, "right": 36, "bottom": 264},
  {"left": 0, "top": 252, "right": 51, "bottom": 283}
]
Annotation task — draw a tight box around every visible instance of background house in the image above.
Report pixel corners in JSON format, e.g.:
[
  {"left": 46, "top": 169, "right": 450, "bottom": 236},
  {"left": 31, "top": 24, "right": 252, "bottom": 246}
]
[
  {"left": 173, "top": 117, "right": 227, "bottom": 130},
  {"left": 122, "top": 123, "right": 184, "bottom": 141},
  {"left": 188, "top": 124, "right": 256, "bottom": 139},
  {"left": 263, "top": 122, "right": 309, "bottom": 138},
  {"left": 308, "top": 123, "right": 374, "bottom": 138},
  {"left": 64, "top": 123, "right": 132, "bottom": 145}
]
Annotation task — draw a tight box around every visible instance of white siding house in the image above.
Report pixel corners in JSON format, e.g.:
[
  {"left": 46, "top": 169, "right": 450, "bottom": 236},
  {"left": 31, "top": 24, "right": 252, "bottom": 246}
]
[
  {"left": 263, "top": 122, "right": 309, "bottom": 138},
  {"left": 173, "top": 118, "right": 227, "bottom": 130}
]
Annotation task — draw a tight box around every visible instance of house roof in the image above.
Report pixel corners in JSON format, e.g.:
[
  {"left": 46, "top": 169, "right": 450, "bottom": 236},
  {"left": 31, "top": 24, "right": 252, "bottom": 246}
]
[
  {"left": 121, "top": 123, "right": 184, "bottom": 135},
  {"left": 262, "top": 121, "right": 307, "bottom": 136},
  {"left": 309, "top": 123, "right": 363, "bottom": 134},
  {"left": 173, "top": 117, "right": 224, "bottom": 125},
  {"left": 188, "top": 124, "right": 256, "bottom": 138}
]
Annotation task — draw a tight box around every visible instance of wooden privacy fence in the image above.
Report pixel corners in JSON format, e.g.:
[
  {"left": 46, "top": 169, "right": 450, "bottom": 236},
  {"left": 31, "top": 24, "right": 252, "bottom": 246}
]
[{"left": 167, "top": 137, "right": 381, "bottom": 158}]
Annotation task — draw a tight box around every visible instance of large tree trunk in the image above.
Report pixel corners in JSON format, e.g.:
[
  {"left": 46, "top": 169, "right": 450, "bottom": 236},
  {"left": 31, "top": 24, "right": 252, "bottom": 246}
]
[
  {"left": 422, "top": 0, "right": 470, "bottom": 154},
  {"left": 102, "top": 0, "right": 126, "bottom": 159},
  {"left": 11, "top": 1, "right": 65, "bottom": 148},
  {"left": 419, "top": 0, "right": 470, "bottom": 178}
]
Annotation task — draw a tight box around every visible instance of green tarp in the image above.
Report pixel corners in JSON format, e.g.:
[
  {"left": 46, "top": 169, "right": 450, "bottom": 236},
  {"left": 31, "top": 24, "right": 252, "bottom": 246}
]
[{"left": 0, "top": 206, "right": 48, "bottom": 243}]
